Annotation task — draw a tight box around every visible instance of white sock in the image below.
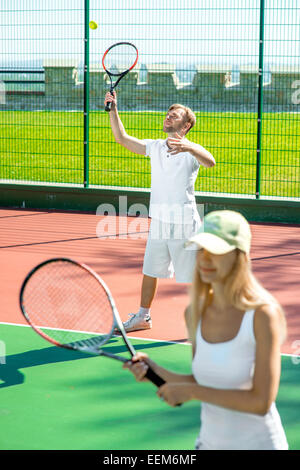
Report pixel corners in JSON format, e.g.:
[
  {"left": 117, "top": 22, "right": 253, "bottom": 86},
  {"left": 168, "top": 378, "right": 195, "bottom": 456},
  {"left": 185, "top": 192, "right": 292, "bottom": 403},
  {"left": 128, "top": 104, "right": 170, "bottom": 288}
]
[{"left": 138, "top": 307, "right": 150, "bottom": 317}]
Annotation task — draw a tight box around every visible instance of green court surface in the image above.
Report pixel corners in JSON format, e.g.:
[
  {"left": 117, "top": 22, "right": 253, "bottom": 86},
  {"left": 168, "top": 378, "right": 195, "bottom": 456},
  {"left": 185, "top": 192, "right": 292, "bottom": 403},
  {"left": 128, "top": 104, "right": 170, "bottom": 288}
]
[{"left": 0, "top": 323, "right": 299, "bottom": 450}]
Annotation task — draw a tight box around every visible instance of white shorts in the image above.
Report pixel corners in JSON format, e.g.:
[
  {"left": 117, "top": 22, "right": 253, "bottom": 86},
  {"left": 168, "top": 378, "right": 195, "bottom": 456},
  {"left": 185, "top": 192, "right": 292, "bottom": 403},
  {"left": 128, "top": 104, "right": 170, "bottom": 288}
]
[{"left": 142, "top": 218, "right": 200, "bottom": 283}]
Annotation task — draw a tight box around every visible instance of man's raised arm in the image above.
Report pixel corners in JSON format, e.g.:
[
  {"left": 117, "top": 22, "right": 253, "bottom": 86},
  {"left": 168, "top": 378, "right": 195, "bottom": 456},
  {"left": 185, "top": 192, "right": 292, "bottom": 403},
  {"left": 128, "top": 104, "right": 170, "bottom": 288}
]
[{"left": 104, "top": 92, "right": 146, "bottom": 155}]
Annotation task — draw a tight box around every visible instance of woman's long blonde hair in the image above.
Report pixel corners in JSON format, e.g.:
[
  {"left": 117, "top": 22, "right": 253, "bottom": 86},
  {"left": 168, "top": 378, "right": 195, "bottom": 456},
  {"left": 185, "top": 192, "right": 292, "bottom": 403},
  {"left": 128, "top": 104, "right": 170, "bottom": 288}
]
[{"left": 189, "top": 249, "right": 287, "bottom": 347}]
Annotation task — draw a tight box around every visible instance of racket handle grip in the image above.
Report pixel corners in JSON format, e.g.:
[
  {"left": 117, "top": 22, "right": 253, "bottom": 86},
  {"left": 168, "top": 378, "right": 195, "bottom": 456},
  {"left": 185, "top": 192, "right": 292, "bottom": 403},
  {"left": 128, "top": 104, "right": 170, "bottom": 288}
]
[
  {"left": 105, "top": 101, "right": 112, "bottom": 112},
  {"left": 145, "top": 367, "right": 182, "bottom": 406},
  {"left": 145, "top": 367, "right": 165, "bottom": 387},
  {"left": 105, "top": 89, "right": 114, "bottom": 112}
]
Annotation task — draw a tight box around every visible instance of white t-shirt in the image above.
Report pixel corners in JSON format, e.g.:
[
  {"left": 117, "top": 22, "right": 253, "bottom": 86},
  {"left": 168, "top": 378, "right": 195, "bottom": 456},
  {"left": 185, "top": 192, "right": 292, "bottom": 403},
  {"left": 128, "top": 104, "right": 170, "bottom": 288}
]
[
  {"left": 192, "top": 309, "right": 289, "bottom": 450},
  {"left": 144, "top": 139, "right": 201, "bottom": 224}
]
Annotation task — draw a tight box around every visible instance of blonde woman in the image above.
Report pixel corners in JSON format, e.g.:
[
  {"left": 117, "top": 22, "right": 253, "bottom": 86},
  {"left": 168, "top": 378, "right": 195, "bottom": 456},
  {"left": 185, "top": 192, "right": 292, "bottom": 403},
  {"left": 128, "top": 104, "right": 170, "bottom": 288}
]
[{"left": 124, "top": 210, "right": 288, "bottom": 450}]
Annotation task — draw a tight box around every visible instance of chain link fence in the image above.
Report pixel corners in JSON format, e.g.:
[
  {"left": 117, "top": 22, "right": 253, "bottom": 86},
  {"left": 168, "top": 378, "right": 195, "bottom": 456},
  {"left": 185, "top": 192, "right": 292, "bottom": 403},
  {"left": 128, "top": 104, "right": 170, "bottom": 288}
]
[{"left": 0, "top": 0, "right": 299, "bottom": 199}]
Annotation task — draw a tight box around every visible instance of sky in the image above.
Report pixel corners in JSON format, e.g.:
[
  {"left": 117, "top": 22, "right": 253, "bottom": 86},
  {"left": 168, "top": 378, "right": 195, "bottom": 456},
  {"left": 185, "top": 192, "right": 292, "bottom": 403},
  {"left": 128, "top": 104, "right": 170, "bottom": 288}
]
[{"left": 0, "top": 0, "right": 299, "bottom": 68}]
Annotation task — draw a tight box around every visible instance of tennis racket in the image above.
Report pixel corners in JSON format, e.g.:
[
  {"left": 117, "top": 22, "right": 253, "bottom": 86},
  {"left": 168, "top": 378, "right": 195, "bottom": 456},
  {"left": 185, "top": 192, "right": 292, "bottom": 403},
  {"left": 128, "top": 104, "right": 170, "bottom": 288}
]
[
  {"left": 19, "top": 257, "right": 164, "bottom": 387},
  {"left": 102, "top": 41, "right": 138, "bottom": 112}
]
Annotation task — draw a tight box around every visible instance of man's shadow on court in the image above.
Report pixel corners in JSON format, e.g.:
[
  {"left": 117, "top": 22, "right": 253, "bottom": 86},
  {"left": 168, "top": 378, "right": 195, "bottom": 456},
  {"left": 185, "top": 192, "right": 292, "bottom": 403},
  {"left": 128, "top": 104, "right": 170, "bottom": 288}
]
[{"left": 0, "top": 340, "right": 166, "bottom": 389}]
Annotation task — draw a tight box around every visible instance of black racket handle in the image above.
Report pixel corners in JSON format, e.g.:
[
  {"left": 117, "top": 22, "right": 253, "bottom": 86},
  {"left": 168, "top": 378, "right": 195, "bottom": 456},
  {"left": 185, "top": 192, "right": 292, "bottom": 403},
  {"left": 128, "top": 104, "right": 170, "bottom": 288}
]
[
  {"left": 145, "top": 367, "right": 165, "bottom": 387},
  {"left": 145, "top": 367, "right": 182, "bottom": 407},
  {"left": 105, "top": 101, "right": 112, "bottom": 112},
  {"left": 105, "top": 88, "right": 114, "bottom": 112}
]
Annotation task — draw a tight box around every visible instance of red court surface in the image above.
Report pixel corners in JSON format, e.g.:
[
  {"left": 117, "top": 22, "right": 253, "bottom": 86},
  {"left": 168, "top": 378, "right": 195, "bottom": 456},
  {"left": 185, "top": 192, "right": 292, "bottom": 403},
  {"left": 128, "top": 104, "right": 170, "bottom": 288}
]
[{"left": 0, "top": 207, "right": 299, "bottom": 355}]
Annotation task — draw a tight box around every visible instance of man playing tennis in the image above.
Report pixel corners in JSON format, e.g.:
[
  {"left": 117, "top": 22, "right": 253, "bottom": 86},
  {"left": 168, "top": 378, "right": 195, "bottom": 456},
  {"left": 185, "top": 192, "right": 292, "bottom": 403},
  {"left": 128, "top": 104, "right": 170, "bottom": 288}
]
[{"left": 104, "top": 91, "right": 215, "bottom": 332}]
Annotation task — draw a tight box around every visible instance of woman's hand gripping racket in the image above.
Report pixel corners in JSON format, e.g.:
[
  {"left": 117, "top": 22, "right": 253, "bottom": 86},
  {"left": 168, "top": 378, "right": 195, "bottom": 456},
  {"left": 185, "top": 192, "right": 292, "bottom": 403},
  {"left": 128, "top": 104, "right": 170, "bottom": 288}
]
[
  {"left": 19, "top": 258, "right": 164, "bottom": 387},
  {"left": 102, "top": 42, "right": 138, "bottom": 112}
]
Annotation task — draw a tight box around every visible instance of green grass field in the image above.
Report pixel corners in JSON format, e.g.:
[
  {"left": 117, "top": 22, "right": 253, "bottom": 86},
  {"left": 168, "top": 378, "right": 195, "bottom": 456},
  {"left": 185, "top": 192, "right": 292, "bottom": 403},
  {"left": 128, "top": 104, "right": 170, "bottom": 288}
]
[{"left": 0, "top": 110, "right": 299, "bottom": 198}]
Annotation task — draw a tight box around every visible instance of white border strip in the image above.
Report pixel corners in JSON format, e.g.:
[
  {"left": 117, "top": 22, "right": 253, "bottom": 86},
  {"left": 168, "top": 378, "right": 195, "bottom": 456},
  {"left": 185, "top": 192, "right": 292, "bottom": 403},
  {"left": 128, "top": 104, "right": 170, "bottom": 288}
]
[
  {"left": 0, "top": 321, "right": 186, "bottom": 346},
  {"left": 0, "top": 321, "right": 299, "bottom": 358}
]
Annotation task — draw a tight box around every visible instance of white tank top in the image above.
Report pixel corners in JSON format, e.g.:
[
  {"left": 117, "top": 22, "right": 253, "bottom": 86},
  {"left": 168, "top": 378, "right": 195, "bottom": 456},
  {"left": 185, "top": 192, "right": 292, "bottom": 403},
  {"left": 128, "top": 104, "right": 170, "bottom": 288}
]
[{"left": 192, "top": 309, "right": 288, "bottom": 450}]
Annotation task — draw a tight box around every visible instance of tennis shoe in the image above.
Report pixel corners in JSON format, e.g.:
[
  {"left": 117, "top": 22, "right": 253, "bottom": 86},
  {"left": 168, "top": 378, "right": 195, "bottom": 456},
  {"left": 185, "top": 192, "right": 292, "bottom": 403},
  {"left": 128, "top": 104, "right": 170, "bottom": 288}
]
[{"left": 122, "top": 312, "right": 152, "bottom": 332}]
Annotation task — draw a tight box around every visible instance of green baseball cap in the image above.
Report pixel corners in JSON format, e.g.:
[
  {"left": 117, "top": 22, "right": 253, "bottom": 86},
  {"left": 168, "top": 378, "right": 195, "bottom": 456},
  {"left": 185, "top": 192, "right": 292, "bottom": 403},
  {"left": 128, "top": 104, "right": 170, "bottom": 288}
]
[{"left": 186, "top": 210, "right": 251, "bottom": 255}]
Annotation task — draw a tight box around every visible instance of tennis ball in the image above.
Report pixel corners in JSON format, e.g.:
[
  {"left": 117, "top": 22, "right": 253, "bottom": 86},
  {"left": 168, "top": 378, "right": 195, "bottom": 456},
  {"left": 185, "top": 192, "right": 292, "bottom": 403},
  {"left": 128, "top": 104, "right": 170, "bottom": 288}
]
[{"left": 89, "top": 21, "right": 98, "bottom": 30}]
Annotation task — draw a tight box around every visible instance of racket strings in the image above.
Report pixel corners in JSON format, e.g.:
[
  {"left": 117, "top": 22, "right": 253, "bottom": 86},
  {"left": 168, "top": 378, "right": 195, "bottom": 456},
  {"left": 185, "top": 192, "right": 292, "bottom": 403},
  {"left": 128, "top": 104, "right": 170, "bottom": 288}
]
[
  {"left": 22, "top": 261, "right": 114, "bottom": 347},
  {"left": 103, "top": 43, "right": 138, "bottom": 75}
]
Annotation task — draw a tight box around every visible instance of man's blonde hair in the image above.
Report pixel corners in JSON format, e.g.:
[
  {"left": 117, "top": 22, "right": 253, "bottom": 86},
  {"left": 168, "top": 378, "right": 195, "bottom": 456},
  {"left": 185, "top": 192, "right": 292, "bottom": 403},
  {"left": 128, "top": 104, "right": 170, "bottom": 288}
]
[{"left": 168, "top": 103, "right": 196, "bottom": 134}]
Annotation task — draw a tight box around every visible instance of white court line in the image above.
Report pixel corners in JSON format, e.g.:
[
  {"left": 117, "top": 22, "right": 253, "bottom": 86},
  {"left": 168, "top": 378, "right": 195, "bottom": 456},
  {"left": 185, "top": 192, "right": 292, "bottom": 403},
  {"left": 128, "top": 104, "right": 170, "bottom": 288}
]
[
  {"left": 0, "top": 321, "right": 299, "bottom": 358},
  {"left": 0, "top": 321, "right": 186, "bottom": 346}
]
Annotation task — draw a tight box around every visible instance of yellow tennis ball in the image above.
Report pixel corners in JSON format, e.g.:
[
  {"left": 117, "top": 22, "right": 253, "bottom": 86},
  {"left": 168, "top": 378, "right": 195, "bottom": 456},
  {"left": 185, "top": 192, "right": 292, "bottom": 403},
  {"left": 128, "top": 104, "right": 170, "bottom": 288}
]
[{"left": 89, "top": 21, "right": 98, "bottom": 30}]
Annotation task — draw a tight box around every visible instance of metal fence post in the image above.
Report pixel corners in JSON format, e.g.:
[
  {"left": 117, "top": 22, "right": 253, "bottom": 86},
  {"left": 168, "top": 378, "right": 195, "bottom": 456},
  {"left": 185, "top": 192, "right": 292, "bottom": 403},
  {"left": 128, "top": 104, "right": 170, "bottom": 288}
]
[
  {"left": 84, "top": 0, "right": 90, "bottom": 188},
  {"left": 256, "top": 0, "right": 265, "bottom": 199}
]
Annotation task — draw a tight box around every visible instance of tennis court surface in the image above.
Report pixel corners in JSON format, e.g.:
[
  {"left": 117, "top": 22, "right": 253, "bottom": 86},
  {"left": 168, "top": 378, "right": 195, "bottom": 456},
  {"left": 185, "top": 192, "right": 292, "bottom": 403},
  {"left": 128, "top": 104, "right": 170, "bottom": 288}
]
[{"left": 0, "top": 207, "right": 299, "bottom": 450}]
